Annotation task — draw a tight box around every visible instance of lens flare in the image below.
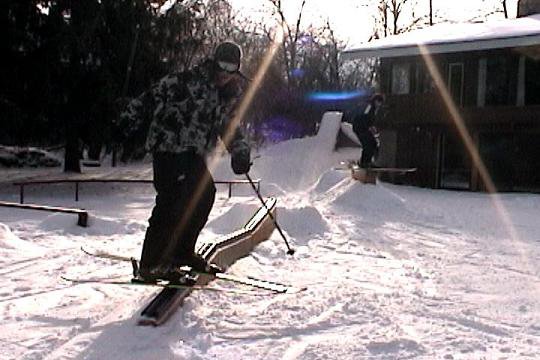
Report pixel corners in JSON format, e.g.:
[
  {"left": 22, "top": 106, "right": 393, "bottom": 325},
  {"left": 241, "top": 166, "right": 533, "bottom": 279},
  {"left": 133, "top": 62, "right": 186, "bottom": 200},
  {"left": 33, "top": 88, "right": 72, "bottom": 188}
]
[
  {"left": 162, "top": 26, "right": 285, "bottom": 259},
  {"left": 418, "top": 43, "right": 532, "bottom": 279},
  {"left": 306, "top": 90, "right": 365, "bottom": 101}
]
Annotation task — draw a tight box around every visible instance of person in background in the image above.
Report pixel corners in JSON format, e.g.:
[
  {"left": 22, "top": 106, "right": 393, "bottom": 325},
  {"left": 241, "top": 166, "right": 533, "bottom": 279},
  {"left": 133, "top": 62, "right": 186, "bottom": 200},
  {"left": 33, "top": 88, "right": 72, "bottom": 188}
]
[
  {"left": 117, "top": 41, "right": 251, "bottom": 282},
  {"left": 352, "top": 93, "right": 385, "bottom": 168}
]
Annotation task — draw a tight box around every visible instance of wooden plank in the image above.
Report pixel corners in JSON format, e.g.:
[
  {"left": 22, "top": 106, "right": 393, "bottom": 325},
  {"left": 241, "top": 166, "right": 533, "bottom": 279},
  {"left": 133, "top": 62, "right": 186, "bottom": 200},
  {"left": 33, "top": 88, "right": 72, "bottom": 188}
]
[
  {"left": 364, "top": 167, "right": 417, "bottom": 173},
  {"left": 0, "top": 201, "right": 89, "bottom": 227},
  {"left": 351, "top": 168, "right": 377, "bottom": 184},
  {"left": 138, "top": 287, "right": 190, "bottom": 326},
  {"left": 13, "top": 179, "right": 259, "bottom": 185}
]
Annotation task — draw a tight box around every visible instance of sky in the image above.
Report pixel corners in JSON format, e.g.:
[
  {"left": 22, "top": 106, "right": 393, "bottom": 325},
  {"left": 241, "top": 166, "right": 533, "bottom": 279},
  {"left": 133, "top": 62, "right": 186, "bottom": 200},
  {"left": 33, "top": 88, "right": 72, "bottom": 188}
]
[
  {"left": 1, "top": 113, "right": 539, "bottom": 358},
  {"left": 228, "top": 0, "right": 520, "bottom": 45}
]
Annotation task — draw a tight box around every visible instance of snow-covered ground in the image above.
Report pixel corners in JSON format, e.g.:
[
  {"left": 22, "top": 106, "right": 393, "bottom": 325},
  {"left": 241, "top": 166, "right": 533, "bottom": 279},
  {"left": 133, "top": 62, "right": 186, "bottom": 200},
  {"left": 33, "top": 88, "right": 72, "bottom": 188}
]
[
  {"left": 1, "top": 113, "right": 539, "bottom": 359},
  {"left": 0, "top": 145, "right": 62, "bottom": 168}
]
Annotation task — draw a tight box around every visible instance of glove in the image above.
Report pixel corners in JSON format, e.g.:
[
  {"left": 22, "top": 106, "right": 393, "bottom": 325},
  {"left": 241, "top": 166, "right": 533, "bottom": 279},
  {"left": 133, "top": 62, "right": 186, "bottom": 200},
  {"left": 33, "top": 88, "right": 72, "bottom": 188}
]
[{"left": 231, "top": 149, "right": 251, "bottom": 175}]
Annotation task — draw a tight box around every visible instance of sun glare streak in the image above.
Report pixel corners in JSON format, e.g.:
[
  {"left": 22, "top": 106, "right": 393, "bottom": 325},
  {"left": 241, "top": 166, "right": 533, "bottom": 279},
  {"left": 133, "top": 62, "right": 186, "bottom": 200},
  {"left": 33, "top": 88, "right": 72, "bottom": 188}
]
[
  {"left": 207, "top": 24, "right": 284, "bottom": 171},
  {"left": 161, "top": 26, "right": 285, "bottom": 260},
  {"left": 221, "top": 25, "right": 285, "bottom": 150},
  {"left": 418, "top": 44, "right": 532, "bottom": 275},
  {"left": 419, "top": 44, "right": 497, "bottom": 194}
]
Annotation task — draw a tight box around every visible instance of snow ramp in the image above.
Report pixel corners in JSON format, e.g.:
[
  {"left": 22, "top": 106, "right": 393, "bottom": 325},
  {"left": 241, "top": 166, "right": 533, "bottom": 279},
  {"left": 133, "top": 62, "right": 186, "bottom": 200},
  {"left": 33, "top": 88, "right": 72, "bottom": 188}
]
[{"left": 252, "top": 112, "right": 354, "bottom": 192}]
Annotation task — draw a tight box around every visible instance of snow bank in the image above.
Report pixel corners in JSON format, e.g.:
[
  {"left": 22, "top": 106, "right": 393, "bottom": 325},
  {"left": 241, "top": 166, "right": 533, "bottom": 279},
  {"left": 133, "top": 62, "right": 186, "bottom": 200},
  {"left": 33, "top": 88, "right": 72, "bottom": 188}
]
[
  {"left": 0, "top": 223, "right": 44, "bottom": 253},
  {"left": 0, "top": 145, "right": 61, "bottom": 168}
]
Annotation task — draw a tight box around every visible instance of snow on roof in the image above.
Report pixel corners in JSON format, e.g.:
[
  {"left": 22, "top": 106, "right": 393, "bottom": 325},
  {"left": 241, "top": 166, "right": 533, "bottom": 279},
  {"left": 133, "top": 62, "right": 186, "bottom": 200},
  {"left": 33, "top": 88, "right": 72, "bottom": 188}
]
[{"left": 343, "top": 14, "right": 540, "bottom": 59}]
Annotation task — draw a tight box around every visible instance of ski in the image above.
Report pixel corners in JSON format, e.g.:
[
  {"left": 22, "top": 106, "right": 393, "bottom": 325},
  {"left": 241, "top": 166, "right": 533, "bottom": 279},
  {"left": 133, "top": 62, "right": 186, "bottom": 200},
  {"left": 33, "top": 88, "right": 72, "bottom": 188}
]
[
  {"left": 79, "top": 246, "right": 307, "bottom": 326},
  {"left": 80, "top": 246, "right": 305, "bottom": 294},
  {"left": 60, "top": 276, "right": 273, "bottom": 296},
  {"left": 201, "top": 272, "right": 305, "bottom": 294},
  {"left": 81, "top": 246, "right": 133, "bottom": 262}
]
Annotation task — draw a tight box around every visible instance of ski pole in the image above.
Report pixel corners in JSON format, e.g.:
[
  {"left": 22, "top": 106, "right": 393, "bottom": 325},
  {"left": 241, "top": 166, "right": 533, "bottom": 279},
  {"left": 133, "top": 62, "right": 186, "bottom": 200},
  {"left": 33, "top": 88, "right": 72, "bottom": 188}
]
[{"left": 245, "top": 173, "right": 295, "bottom": 256}]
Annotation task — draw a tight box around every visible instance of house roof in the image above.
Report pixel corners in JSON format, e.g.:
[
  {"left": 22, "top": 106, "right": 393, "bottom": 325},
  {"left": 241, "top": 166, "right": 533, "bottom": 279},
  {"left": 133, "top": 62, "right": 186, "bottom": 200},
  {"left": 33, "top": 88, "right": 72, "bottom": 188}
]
[{"left": 342, "top": 14, "right": 540, "bottom": 59}]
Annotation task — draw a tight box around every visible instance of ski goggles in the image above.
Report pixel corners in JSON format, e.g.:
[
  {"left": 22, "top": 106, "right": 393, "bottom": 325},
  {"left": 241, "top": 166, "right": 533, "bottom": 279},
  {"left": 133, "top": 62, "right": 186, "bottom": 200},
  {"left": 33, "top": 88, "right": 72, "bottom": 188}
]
[{"left": 217, "top": 61, "right": 240, "bottom": 74}]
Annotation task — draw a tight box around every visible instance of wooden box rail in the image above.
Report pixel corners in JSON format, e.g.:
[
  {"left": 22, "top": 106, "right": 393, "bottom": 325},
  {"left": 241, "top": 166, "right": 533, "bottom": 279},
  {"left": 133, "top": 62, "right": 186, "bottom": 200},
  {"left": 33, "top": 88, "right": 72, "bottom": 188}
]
[{"left": 0, "top": 201, "right": 88, "bottom": 227}]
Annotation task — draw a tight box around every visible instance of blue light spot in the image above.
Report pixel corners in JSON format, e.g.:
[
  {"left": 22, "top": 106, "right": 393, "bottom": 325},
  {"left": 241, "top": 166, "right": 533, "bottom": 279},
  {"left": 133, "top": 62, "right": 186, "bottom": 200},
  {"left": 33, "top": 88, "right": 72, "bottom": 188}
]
[
  {"left": 290, "top": 68, "right": 305, "bottom": 78},
  {"left": 258, "top": 116, "right": 305, "bottom": 143},
  {"left": 306, "top": 90, "right": 365, "bottom": 101}
]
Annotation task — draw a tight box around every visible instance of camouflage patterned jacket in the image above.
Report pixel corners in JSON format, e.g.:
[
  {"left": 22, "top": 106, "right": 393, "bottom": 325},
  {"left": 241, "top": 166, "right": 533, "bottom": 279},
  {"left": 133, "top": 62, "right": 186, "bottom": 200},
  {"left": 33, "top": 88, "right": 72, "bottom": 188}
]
[{"left": 118, "top": 60, "right": 249, "bottom": 158}]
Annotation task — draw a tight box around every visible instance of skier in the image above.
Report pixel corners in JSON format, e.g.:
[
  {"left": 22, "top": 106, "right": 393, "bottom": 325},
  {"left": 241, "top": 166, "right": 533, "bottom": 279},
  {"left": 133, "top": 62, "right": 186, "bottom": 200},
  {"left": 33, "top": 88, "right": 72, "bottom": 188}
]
[
  {"left": 117, "top": 41, "right": 251, "bottom": 282},
  {"left": 351, "top": 93, "right": 385, "bottom": 168}
]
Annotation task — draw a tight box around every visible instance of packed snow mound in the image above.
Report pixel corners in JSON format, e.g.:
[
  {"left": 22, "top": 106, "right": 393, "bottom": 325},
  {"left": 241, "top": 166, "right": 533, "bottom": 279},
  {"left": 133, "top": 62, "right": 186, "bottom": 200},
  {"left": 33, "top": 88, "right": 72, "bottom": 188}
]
[
  {"left": 206, "top": 152, "right": 288, "bottom": 197},
  {"left": 0, "top": 145, "right": 61, "bottom": 168},
  {"left": 332, "top": 180, "right": 411, "bottom": 219},
  {"left": 38, "top": 213, "right": 89, "bottom": 234},
  {"left": 250, "top": 112, "right": 344, "bottom": 191},
  {"left": 0, "top": 223, "right": 44, "bottom": 253},
  {"left": 340, "top": 122, "right": 361, "bottom": 145},
  {"left": 316, "top": 112, "right": 344, "bottom": 151},
  {"left": 277, "top": 206, "right": 329, "bottom": 240},
  {"left": 206, "top": 202, "right": 259, "bottom": 234},
  {"left": 83, "top": 217, "right": 146, "bottom": 236},
  {"left": 312, "top": 169, "right": 350, "bottom": 194},
  {"left": 38, "top": 213, "right": 145, "bottom": 235},
  {"left": 208, "top": 111, "right": 358, "bottom": 197}
]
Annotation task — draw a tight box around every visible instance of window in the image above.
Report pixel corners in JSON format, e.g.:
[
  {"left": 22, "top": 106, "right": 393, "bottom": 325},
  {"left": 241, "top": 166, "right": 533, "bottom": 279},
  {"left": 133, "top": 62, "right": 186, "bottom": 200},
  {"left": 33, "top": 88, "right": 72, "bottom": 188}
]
[
  {"left": 415, "top": 62, "right": 434, "bottom": 94},
  {"left": 477, "top": 58, "right": 487, "bottom": 107},
  {"left": 391, "top": 63, "right": 410, "bottom": 95},
  {"left": 525, "top": 57, "right": 540, "bottom": 105},
  {"left": 485, "top": 57, "right": 510, "bottom": 106},
  {"left": 448, "top": 63, "right": 464, "bottom": 106}
]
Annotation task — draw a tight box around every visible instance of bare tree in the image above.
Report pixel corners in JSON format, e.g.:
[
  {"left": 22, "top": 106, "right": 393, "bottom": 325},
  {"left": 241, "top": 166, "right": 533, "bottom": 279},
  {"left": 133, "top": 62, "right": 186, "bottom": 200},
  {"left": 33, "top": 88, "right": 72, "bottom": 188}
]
[
  {"left": 467, "top": 0, "right": 509, "bottom": 22},
  {"left": 199, "top": 0, "right": 237, "bottom": 53},
  {"left": 323, "top": 19, "right": 341, "bottom": 89},
  {"left": 372, "top": 0, "right": 389, "bottom": 39},
  {"left": 371, "top": 0, "right": 427, "bottom": 39},
  {"left": 267, "top": 0, "right": 308, "bottom": 88}
]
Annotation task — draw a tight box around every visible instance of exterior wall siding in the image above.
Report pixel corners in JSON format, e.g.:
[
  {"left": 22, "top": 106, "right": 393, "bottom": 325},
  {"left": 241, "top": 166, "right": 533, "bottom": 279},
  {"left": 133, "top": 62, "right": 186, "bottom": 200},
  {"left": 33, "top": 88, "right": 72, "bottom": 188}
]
[{"left": 377, "top": 47, "right": 540, "bottom": 192}]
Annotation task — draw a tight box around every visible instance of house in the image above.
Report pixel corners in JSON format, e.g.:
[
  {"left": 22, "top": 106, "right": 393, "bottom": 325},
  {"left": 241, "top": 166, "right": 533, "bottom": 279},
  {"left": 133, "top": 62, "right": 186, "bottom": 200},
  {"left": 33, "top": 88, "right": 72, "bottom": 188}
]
[{"left": 341, "top": 8, "right": 540, "bottom": 192}]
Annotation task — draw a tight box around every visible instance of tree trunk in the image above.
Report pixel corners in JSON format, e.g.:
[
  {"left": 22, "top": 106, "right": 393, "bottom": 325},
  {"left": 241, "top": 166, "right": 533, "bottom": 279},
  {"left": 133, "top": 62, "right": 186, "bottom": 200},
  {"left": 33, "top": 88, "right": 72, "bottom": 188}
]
[
  {"left": 64, "top": 121, "right": 82, "bottom": 173},
  {"left": 429, "top": 0, "right": 433, "bottom": 25},
  {"left": 88, "top": 142, "right": 102, "bottom": 161}
]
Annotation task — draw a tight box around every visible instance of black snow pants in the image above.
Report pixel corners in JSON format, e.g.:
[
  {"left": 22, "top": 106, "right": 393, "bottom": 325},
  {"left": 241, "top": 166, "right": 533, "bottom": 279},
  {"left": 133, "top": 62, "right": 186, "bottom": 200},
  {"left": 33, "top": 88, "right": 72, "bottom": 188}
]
[
  {"left": 139, "top": 151, "right": 216, "bottom": 269},
  {"left": 355, "top": 130, "right": 378, "bottom": 167}
]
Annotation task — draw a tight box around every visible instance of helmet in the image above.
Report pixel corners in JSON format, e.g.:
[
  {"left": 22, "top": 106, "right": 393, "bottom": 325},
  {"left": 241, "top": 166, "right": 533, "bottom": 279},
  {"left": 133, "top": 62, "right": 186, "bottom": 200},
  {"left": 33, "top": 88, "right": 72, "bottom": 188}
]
[
  {"left": 370, "top": 93, "right": 384, "bottom": 103},
  {"left": 369, "top": 93, "right": 384, "bottom": 104},
  {"left": 214, "top": 41, "right": 242, "bottom": 72}
]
